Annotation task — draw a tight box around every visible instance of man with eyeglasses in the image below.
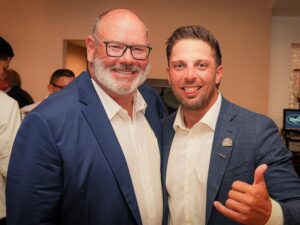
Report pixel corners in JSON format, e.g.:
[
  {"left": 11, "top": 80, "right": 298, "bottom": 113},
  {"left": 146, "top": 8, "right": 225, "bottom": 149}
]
[
  {"left": 6, "top": 8, "right": 164, "bottom": 225},
  {"left": 48, "top": 68, "right": 75, "bottom": 93},
  {"left": 20, "top": 68, "right": 75, "bottom": 120}
]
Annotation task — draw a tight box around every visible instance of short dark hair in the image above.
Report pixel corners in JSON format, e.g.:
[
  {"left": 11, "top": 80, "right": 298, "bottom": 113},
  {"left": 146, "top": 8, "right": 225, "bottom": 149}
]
[
  {"left": 165, "top": 25, "right": 222, "bottom": 66},
  {"left": 0, "top": 36, "right": 14, "bottom": 60},
  {"left": 50, "top": 69, "right": 75, "bottom": 84}
]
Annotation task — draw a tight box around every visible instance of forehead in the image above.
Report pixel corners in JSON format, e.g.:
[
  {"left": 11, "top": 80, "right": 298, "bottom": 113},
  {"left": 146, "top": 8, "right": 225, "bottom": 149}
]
[
  {"left": 170, "top": 39, "right": 214, "bottom": 62},
  {"left": 55, "top": 76, "right": 74, "bottom": 84},
  {"left": 97, "top": 12, "right": 148, "bottom": 45}
]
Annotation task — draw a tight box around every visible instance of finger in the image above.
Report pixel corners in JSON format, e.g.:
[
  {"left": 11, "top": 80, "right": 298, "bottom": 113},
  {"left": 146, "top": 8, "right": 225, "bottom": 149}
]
[
  {"left": 214, "top": 201, "right": 241, "bottom": 220},
  {"left": 224, "top": 198, "right": 250, "bottom": 214},
  {"left": 228, "top": 189, "right": 247, "bottom": 203},
  {"left": 231, "top": 180, "right": 253, "bottom": 193},
  {"left": 253, "top": 164, "right": 268, "bottom": 185},
  {"left": 229, "top": 187, "right": 268, "bottom": 210}
]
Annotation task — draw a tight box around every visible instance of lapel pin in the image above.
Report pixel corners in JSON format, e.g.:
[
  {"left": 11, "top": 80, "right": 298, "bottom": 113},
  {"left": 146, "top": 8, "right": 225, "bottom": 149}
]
[
  {"left": 222, "top": 137, "right": 233, "bottom": 147},
  {"left": 216, "top": 152, "right": 226, "bottom": 158}
]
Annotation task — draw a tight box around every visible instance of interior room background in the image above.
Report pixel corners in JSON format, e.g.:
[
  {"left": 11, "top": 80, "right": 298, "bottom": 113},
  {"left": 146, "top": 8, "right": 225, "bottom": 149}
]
[{"left": 1, "top": 0, "right": 299, "bottom": 129}]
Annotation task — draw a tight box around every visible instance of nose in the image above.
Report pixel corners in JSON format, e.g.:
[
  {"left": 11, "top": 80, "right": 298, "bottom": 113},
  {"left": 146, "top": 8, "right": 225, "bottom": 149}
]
[
  {"left": 119, "top": 47, "right": 134, "bottom": 64},
  {"left": 184, "top": 67, "right": 198, "bottom": 82}
]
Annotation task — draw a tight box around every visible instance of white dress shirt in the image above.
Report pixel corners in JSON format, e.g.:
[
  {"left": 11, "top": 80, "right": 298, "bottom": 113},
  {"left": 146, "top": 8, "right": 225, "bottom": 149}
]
[
  {"left": 0, "top": 91, "right": 21, "bottom": 219},
  {"left": 167, "top": 93, "right": 283, "bottom": 225},
  {"left": 20, "top": 95, "right": 49, "bottom": 121},
  {"left": 20, "top": 101, "right": 41, "bottom": 120},
  {"left": 92, "top": 79, "right": 163, "bottom": 225}
]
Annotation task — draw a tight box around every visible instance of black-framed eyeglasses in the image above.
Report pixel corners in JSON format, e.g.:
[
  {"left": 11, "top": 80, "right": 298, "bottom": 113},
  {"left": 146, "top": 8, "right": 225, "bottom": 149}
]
[
  {"left": 51, "top": 83, "right": 66, "bottom": 89},
  {"left": 94, "top": 36, "right": 152, "bottom": 60}
]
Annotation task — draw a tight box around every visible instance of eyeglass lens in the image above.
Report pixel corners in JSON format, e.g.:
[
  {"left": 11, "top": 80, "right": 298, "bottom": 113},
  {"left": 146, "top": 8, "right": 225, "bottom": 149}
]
[{"left": 105, "top": 42, "right": 151, "bottom": 60}]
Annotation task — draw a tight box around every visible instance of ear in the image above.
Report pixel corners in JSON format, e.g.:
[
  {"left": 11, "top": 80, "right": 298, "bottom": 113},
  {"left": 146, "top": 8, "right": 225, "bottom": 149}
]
[
  {"left": 86, "top": 35, "right": 96, "bottom": 63},
  {"left": 215, "top": 65, "right": 223, "bottom": 85},
  {"left": 48, "top": 84, "right": 54, "bottom": 94}
]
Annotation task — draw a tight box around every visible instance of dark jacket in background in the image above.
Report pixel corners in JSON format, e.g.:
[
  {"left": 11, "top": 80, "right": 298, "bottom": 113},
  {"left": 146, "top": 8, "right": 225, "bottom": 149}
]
[{"left": 7, "top": 86, "right": 34, "bottom": 108}]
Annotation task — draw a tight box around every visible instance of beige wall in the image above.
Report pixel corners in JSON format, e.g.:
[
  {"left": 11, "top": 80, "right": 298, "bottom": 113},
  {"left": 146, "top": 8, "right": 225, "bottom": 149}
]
[
  {"left": 64, "top": 42, "right": 86, "bottom": 75},
  {"left": 269, "top": 16, "right": 300, "bottom": 128},
  {"left": 0, "top": 0, "right": 272, "bottom": 115}
]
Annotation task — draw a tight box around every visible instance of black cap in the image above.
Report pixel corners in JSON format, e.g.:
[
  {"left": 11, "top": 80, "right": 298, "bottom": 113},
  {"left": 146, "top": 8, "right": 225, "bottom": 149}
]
[{"left": 0, "top": 36, "right": 14, "bottom": 59}]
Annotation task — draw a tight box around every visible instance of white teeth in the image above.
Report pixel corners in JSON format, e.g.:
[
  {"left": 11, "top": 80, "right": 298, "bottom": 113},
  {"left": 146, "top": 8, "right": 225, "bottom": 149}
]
[
  {"left": 184, "top": 87, "right": 199, "bottom": 92},
  {"left": 120, "top": 71, "right": 132, "bottom": 74},
  {"left": 115, "top": 70, "right": 133, "bottom": 75}
]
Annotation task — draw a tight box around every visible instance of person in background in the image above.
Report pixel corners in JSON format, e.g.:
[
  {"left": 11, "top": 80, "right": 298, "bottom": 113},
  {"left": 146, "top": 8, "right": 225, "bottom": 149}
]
[
  {"left": 6, "top": 68, "right": 21, "bottom": 87},
  {"left": 162, "top": 25, "right": 300, "bottom": 225},
  {"left": 0, "top": 68, "right": 34, "bottom": 108},
  {"left": 0, "top": 36, "right": 21, "bottom": 225},
  {"left": 0, "top": 92, "right": 20, "bottom": 225},
  {"left": 0, "top": 37, "right": 13, "bottom": 77},
  {"left": 7, "top": 8, "right": 164, "bottom": 225},
  {"left": 47, "top": 68, "right": 75, "bottom": 94},
  {"left": 20, "top": 68, "right": 75, "bottom": 119}
]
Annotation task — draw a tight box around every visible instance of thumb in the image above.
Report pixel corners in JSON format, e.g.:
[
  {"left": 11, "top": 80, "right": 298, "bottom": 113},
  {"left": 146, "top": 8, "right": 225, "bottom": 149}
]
[{"left": 253, "top": 164, "right": 268, "bottom": 185}]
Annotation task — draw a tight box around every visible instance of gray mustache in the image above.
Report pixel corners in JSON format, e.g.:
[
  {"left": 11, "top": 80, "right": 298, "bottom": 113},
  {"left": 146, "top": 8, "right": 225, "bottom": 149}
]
[{"left": 110, "top": 64, "right": 141, "bottom": 73}]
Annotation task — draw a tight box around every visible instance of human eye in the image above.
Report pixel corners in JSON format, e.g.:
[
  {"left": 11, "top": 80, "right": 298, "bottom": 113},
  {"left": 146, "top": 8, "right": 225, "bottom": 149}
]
[
  {"left": 172, "top": 63, "right": 185, "bottom": 71},
  {"left": 132, "top": 45, "right": 147, "bottom": 55},
  {"left": 108, "top": 42, "right": 124, "bottom": 52},
  {"left": 197, "top": 62, "right": 208, "bottom": 70}
]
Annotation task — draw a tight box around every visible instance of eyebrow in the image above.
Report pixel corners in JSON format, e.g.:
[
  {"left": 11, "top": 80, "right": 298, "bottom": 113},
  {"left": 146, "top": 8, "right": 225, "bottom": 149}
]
[
  {"left": 170, "top": 60, "right": 185, "bottom": 64},
  {"left": 170, "top": 59, "right": 211, "bottom": 64},
  {"left": 195, "top": 59, "right": 211, "bottom": 65}
]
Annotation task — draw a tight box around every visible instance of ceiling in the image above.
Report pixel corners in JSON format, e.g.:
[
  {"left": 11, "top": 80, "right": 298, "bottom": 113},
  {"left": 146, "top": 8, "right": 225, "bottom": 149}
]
[{"left": 272, "top": 0, "right": 300, "bottom": 16}]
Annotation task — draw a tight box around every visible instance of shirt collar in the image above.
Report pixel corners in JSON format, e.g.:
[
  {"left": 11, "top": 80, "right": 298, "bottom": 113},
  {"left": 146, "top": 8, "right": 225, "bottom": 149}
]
[
  {"left": 91, "top": 78, "right": 147, "bottom": 120},
  {"left": 173, "top": 92, "right": 222, "bottom": 131}
]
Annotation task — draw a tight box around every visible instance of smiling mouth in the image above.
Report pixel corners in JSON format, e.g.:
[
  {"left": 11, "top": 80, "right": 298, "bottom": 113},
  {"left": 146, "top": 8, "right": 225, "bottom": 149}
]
[
  {"left": 111, "top": 68, "right": 141, "bottom": 77},
  {"left": 183, "top": 86, "right": 200, "bottom": 94},
  {"left": 111, "top": 64, "right": 140, "bottom": 76},
  {"left": 112, "top": 69, "right": 137, "bottom": 75}
]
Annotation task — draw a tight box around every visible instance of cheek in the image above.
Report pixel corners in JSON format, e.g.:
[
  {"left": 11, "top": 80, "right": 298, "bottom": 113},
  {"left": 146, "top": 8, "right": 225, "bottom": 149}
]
[
  {"left": 198, "top": 71, "right": 215, "bottom": 83},
  {"left": 139, "top": 60, "right": 148, "bottom": 70},
  {"left": 168, "top": 72, "right": 181, "bottom": 86},
  {"left": 101, "top": 57, "right": 117, "bottom": 67},
  {"left": 130, "top": 56, "right": 149, "bottom": 68},
  {"left": 94, "top": 46, "right": 111, "bottom": 62}
]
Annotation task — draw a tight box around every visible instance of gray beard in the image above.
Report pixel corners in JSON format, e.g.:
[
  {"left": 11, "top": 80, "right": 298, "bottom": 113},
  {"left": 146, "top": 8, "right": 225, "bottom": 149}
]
[{"left": 92, "top": 57, "right": 149, "bottom": 95}]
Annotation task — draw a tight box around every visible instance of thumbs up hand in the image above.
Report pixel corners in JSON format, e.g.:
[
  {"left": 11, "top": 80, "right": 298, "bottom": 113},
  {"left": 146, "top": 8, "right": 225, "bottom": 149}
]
[
  {"left": 214, "top": 164, "right": 272, "bottom": 225},
  {"left": 253, "top": 164, "right": 268, "bottom": 185}
]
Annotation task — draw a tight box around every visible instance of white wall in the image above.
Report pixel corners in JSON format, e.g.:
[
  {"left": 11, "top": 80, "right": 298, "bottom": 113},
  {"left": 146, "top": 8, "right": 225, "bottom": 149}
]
[{"left": 269, "top": 16, "right": 300, "bottom": 128}]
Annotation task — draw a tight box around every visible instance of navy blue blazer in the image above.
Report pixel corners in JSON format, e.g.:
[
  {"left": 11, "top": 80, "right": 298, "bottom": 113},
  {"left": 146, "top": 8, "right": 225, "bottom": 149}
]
[
  {"left": 162, "top": 98, "right": 300, "bottom": 225},
  {"left": 6, "top": 71, "right": 164, "bottom": 225}
]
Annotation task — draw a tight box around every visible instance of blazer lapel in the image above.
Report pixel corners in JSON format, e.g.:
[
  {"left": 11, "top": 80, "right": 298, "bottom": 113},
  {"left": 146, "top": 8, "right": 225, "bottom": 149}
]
[
  {"left": 162, "top": 114, "right": 176, "bottom": 183},
  {"left": 78, "top": 72, "right": 142, "bottom": 225},
  {"left": 205, "top": 99, "right": 238, "bottom": 224},
  {"left": 139, "top": 85, "right": 164, "bottom": 152},
  {"left": 144, "top": 106, "right": 162, "bottom": 151}
]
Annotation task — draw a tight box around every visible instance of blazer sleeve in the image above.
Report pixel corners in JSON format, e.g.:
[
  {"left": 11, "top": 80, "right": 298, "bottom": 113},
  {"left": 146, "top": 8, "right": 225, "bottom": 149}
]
[
  {"left": 255, "top": 116, "right": 300, "bottom": 225},
  {"left": 6, "top": 111, "right": 62, "bottom": 225}
]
